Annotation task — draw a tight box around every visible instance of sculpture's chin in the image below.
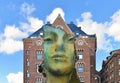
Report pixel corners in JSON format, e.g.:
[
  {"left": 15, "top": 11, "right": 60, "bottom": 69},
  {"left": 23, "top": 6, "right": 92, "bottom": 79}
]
[{"left": 45, "top": 64, "right": 74, "bottom": 76}]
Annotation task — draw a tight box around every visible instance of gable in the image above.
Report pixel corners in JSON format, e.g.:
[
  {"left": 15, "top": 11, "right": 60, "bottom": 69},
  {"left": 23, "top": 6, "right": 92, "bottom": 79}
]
[{"left": 52, "top": 14, "right": 73, "bottom": 34}]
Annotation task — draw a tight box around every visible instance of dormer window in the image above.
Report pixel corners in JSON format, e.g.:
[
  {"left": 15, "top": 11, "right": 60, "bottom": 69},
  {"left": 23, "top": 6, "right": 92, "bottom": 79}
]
[
  {"left": 40, "top": 32, "right": 43, "bottom": 36},
  {"left": 76, "top": 33, "right": 79, "bottom": 35},
  {"left": 83, "top": 36, "right": 88, "bottom": 38}
]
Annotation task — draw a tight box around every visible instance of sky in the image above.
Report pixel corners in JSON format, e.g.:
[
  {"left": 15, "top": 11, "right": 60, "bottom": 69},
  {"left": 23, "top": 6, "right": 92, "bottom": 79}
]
[{"left": 0, "top": 0, "right": 120, "bottom": 83}]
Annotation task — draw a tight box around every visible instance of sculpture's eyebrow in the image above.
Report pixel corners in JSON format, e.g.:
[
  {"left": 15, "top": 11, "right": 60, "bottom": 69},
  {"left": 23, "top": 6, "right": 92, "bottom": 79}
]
[
  {"left": 68, "top": 34, "right": 74, "bottom": 37},
  {"left": 64, "top": 33, "right": 74, "bottom": 38},
  {"left": 44, "top": 31, "right": 57, "bottom": 38}
]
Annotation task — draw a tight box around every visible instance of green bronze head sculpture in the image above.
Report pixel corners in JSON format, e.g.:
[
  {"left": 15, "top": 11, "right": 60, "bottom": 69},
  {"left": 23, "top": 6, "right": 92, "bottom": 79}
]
[{"left": 39, "top": 25, "right": 80, "bottom": 83}]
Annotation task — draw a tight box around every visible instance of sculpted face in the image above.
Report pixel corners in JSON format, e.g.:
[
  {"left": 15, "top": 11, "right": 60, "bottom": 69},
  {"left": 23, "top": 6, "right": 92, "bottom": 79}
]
[{"left": 43, "top": 26, "right": 75, "bottom": 75}]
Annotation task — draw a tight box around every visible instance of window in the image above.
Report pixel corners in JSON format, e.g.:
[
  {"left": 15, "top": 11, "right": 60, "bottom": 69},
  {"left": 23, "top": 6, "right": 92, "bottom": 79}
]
[
  {"left": 78, "top": 54, "right": 83, "bottom": 59},
  {"left": 78, "top": 67, "right": 83, "bottom": 73},
  {"left": 79, "top": 76, "right": 85, "bottom": 82},
  {"left": 119, "top": 70, "right": 120, "bottom": 76},
  {"left": 26, "top": 70, "right": 30, "bottom": 77},
  {"left": 40, "top": 33, "right": 43, "bottom": 36},
  {"left": 36, "top": 64, "right": 41, "bottom": 73},
  {"left": 36, "top": 77, "right": 42, "bottom": 82},
  {"left": 37, "top": 55, "right": 42, "bottom": 60},
  {"left": 90, "top": 49, "right": 94, "bottom": 55},
  {"left": 76, "top": 33, "right": 79, "bottom": 35},
  {"left": 26, "top": 81, "right": 29, "bottom": 83},
  {"left": 110, "top": 72, "right": 114, "bottom": 79},
  {"left": 36, "top": 40, "right": 42, "bottom": 46},
  {"left": 118, "top": 80, "right": 120, "bottom": 83},
  {"left": 36, "top": 50, "right": 42, "bottom": 60},
  {"left": 25, "top": 50, "right": 29, "bottom": 55},
  {"left": 78, "top": 40, "right": 83, "bottom": 46},
  {"left": 83, "top": 36, "right": 88, "bottom": 38},
  {"left": 36, "top": 50, "right": 42, "bottom": 54},
  {"left": 110, "top": 62, "right": 114, "bottom": 69},
  {"left": 118, "top": 58, "right": 120, "bottom": 65},
  {"left": 78, "top": 49, "right": 83, "bottom": 52},
  {"left": 77, "top": 62, "right": 84, "bottom": 67},
  {"left": 77, "top": 63, "right": 84, "bottom": 73},
  {"left": 26, "top": 59, "right": 30, "bottom": 66}
]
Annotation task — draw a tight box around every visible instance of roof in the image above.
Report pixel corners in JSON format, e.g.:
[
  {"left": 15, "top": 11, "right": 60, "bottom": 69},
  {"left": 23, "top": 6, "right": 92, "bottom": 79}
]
[
  {"left": 67, "top": 23, "right": 95, "bottom": 38},
  {"left": 102, "top": 49, "right": 120, "bottom": 68},
  {"left": 28, "top": 26, "right": 43, "bottom": 38},
  {"left": 28, "top": 14, "right": 95, "bottom": 38},
  {"left": 110, "top": 49, "right": 120, "bottom": 55},
  {"left": 28, "top": 23, "right": 96, "bottom": 38}
]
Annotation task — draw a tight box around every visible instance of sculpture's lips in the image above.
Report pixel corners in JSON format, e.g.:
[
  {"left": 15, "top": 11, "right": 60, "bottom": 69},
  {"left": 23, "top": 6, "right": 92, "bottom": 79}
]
[{"left": 52, "top": 54, "right": 66, "bottom": 61}]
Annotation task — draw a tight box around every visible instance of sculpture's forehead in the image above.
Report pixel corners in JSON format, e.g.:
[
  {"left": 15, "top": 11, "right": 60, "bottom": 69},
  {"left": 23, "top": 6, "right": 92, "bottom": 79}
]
[
  {"left": 43, "top": 26, "right": 74, "bottom": 37},
  {"left": 43, "top": 26, "right": 66, "bottom": 36}
]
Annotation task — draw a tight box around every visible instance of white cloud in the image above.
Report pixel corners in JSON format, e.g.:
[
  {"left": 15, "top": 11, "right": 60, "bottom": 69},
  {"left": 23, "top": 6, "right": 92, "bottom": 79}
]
[
  {"left": 77, "top": 12, "right": 113, "bottom": 51},
  {"left": 20, "top": 2, "right": 36, "bottom": 16},
  {"left": 28, "top": 17, "right": 44, "bottom": 32},
  {"left": 20, "top": 22, "right": 31, "bottom": 33},
  {"left": 6, "top": 72, "right": 23, "bottom": 83},
  {"left": 46, "top": 7, "right": 65, "bottom": 23},
  {"left": 81, "top": 12, "right": 92, "bottom": 20},
  {"left": 0, "top": 3, "right": 44, "bottom": 54},
  {"left": 107, "top": 9, "right": 120, "bottom": 41},
  {"left": 0, "top": 38, "right": 23, "bottom": 54},
  {"left": 2, "top": 6, "right": 119, "bottom": 54},
  {"left": 20, "top": 2, "right": 44, "bottom": 32},
  {"left": 20, "top": 17, "right": 44, "bottom": 32},
  {"left": 0, "top": 17, "right": 44, "bottom": 54},
  {"left": 0, "top": 8, "right": 44, "bottom": 54},
  {"left": 0, "top": 25, "right": 28, "bottom": 54},
  {"left": 4, "top": 25, "right": 28, "bottom": 39}
]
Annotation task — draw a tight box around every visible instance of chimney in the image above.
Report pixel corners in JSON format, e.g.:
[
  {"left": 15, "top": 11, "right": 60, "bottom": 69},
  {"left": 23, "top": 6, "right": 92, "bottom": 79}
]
[
  {"left": 70, "top": 21, "right": 74, "bottom": 24},
  {"left": 78, "top": 26, "right": 81, "bottom": 29}
]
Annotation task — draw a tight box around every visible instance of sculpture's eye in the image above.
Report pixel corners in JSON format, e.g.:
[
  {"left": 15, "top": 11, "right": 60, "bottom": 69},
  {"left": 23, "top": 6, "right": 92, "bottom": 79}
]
[
  {"left": 44, "top": 38, "right": 52, "bottom": 41},
  {"left": 68, "top": 37, "right": 75, "bottom": 42},
  {"left": 44, "top": 37, "right": 54, "bottom": 44},
  {"left": 68, "top": 37, "right": 75, "bottom": 41},
  {"left": 63, "top": 34, "right": 74, "bottom": 43}
]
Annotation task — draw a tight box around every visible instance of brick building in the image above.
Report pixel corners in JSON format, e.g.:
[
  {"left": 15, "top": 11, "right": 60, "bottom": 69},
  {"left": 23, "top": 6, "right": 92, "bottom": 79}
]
[
  {"left": 23, "top": 15, "right": 97, "bottom": 83},
  {"left": 100, "top": 49, "right": 120, "bottom": 83}
]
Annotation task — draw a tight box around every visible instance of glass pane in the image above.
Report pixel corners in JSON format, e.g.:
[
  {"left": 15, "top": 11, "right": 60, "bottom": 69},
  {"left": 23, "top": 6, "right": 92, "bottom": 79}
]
[
  {"left": 37, "top": 54, "right": 42, "bottom": 60},
  {"left": 78, "top": 67, "right": 83, "bottom": 73},
  {"left": 78, "top": 54, "right": 83, "bottom": 59}
]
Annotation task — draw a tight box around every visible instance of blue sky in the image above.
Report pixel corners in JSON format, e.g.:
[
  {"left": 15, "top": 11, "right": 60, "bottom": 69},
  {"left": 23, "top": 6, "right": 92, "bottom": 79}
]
[{"left": 0, "top": 0, "right": 120, "bottom": 83}]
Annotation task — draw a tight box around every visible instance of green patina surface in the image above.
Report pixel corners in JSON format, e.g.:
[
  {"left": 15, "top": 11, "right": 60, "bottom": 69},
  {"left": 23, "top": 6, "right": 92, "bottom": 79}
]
[{"left": 42, "top": 25, "right": 80, "bottom": 83}]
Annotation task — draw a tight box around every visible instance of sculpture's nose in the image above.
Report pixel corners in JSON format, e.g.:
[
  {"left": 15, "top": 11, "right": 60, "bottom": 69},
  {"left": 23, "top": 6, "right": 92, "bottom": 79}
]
[{"left": 55, "top": 39, "right": 65, "bottom": 52}]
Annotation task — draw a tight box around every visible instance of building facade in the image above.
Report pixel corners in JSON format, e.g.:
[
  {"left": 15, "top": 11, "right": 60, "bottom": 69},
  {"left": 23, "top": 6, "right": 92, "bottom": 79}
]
[
  {"left": 23, "top": 15, "right": 97, "bottom": 83},
  {"left": 100, "top": 49, "right": 120, "bottom": 83}
]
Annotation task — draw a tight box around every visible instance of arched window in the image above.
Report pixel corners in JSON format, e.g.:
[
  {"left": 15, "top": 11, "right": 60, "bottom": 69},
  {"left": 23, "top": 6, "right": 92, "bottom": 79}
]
[
  {"left": 36, "top": 50, "right": 42, "bottom": 60},
  {"left": 26, "top": 59, "right": 30, "bottom": 66},
  {"left": 26, "top": 70, "right": 30, "bottom": 77}
]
